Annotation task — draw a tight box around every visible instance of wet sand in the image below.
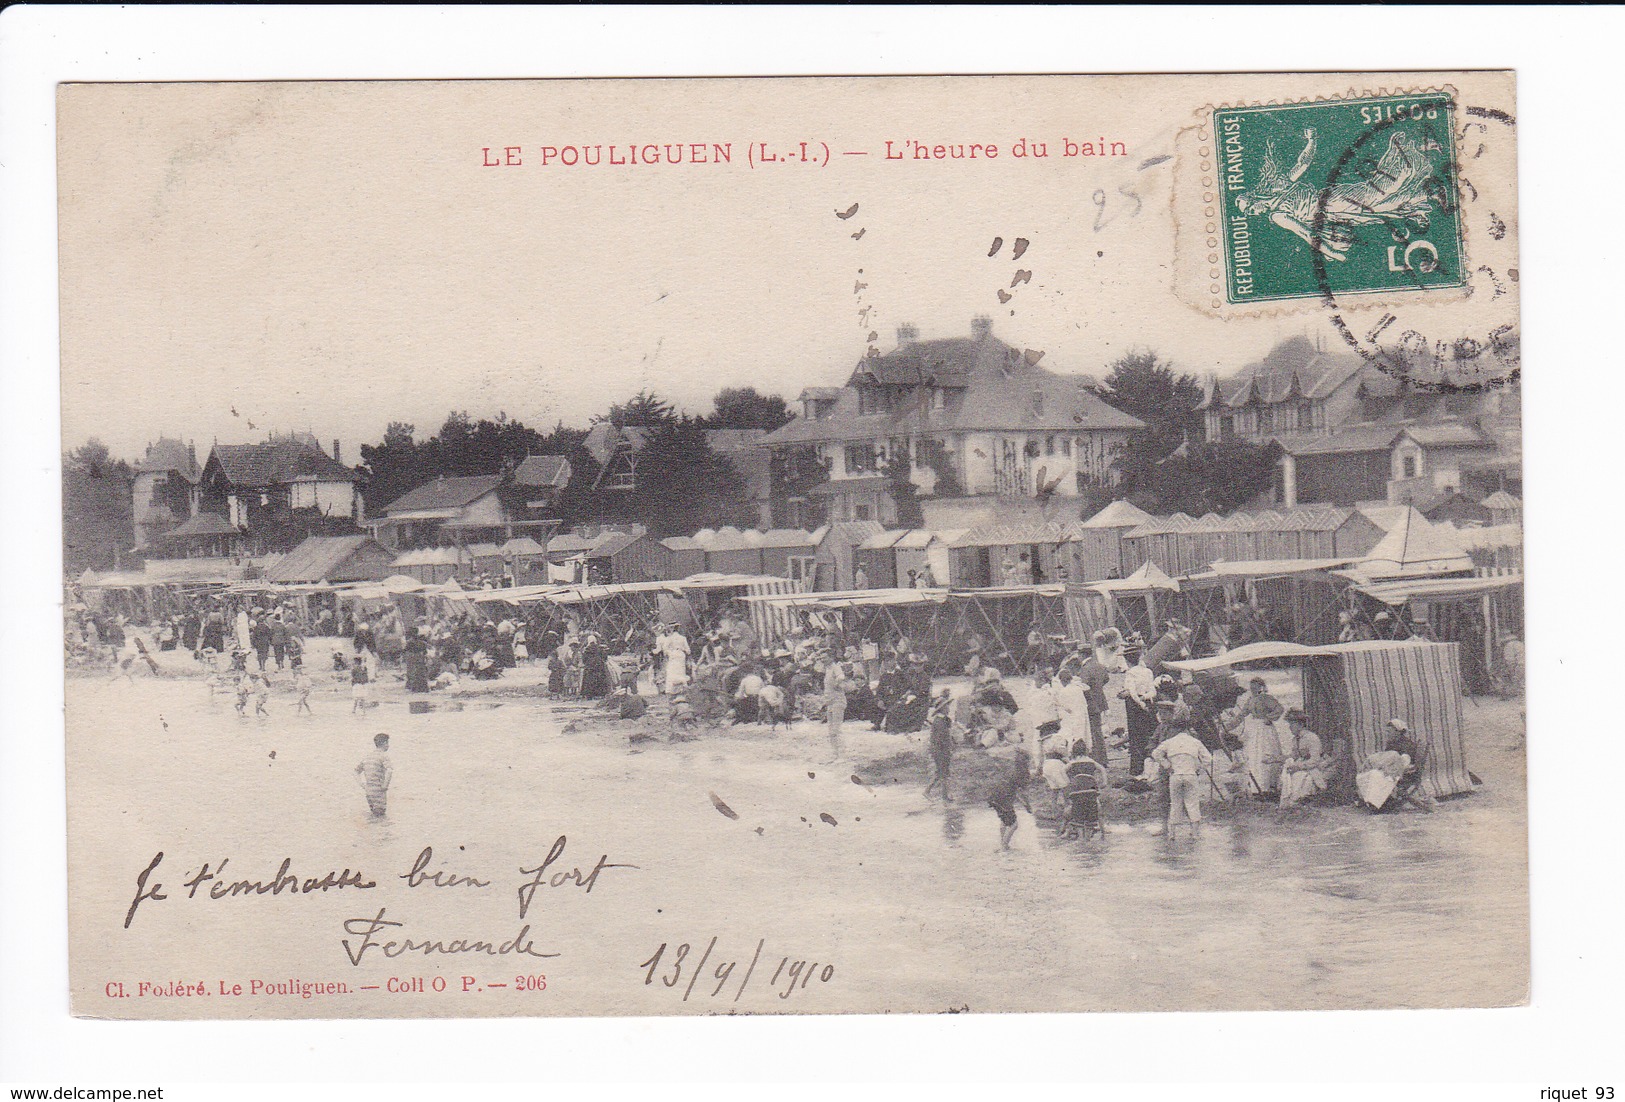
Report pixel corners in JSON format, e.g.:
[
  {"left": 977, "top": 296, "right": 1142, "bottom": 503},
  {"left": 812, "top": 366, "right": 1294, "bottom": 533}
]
[{"left": 64, "top": 648, "right": 1529, "bottom": 1018}]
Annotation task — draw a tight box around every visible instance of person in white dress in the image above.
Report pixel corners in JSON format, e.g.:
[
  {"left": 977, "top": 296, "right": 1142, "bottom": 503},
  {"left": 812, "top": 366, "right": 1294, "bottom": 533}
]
[
  {"left": 655, "top": 625, "right": 691, "bottom": 694},
  {"left": 1278, "top": 708, "right": 1332, "bottom": 807}
]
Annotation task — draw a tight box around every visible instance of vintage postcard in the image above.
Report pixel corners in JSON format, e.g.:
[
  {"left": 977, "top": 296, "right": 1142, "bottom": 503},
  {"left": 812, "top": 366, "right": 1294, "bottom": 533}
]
[{"left": 58, "top": 72, "right": 1524, "bottom": 1020}]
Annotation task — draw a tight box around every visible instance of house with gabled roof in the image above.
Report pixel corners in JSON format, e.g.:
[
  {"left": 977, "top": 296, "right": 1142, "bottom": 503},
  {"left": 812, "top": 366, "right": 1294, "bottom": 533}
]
[
  {"left": 759, "top": 317, "right": 1144, "bottom": 528},
  {"left": 1198, "top": 336, "right": 1373, "bottom": 443},
  {"left": 131, "top": 436, "right": 202, "bottom": 548},
  {"left": 512, "top": 454, "right": 572, "bottom": 510},
  {"left": 369, "top": 474, "right": 506, "bottom": 550},
  {"left": 195, "top": 432, "right": 360, "bottom": 539},
  {"left": 369, "top": 455, "right": 576, "bottom": 552},
  {"left": 1205, "top": 336, "right": 1521, "bottom": 508},
  {"left": 583, "top": 423, "right": 651, "bottom": 493}
]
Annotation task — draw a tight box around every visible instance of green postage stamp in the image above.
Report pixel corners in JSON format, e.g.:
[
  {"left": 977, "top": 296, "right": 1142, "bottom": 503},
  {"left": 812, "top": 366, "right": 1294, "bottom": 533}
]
[{"left": 1214, "top": 92, "right": 1464, "bottom": 304}]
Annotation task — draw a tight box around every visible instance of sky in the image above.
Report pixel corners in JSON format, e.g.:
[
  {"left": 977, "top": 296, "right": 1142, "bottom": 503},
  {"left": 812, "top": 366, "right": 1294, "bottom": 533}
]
[{"left": 58, "top": 76, "right": 1416, "bottom": 462}]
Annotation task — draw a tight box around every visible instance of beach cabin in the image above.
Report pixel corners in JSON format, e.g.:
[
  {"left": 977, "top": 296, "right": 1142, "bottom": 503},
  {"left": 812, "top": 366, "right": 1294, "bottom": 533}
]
[
  {"left": 701, "top": 527, "right": 766, "bottom": 576},
  {"left": 853, "top": 530, "right": 907, "bottom": 589},
  {"left": 1481, "top": 491, "right": 1522, "bottom": 527},
  {"left": 658, "top": 536, "right": 707, "bottom": 580},
  {"left": 1119, "top": 513, "right": 1196, "bottom": 577},
  {"left": 465, "top": 541, "right": 506, "bottom": 580},
  {"left": 263, "top": 535, "right": 396, "bottom": 586},
  {"left": 592, "top": 528, "right": 664, "bottom": 584},
  {"left": 948, "top": 523, "right": 1081, "bottom": 587},
  {"left": 501, "top": 536, "right": 549, "bottom": 582},
  {"left": 1075, "top": 499, "right": 1153, "bottom": 581},
  {"left": 894, "top": 530, "right": 954, "bottom": 587},
  {"left": 391, "top": 545, "right": 463, "bottom": 585},
  {"left": 755, "top": 529, "right": 820, "bottom": 584},
  {"left": 813, "top": 521, "right": 883, "bottom": 591}
]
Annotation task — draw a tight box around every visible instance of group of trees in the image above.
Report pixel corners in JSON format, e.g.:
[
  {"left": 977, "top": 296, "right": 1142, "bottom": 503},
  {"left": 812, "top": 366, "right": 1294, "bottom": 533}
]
[
  {"left": 62, "top": 440, "right": 135, "bottom": 573},
  {"left": 358, "top": 412, "right": 602, "bottom": 528},
  {"left": 62, "top": 361, "right": 1275, "bottom": 572},
  {"left": 356, "top": 386, "right": 795, "bottom": 538},
  {"left": 1093, "top": 350, "right": 1277, "bottom": 516}
]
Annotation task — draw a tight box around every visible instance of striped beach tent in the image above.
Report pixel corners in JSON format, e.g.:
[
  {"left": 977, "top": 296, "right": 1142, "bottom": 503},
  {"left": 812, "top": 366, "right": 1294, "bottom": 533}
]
[
  {"left": 1301, "top": 641, "right": 1474, "bottom": 799},
  {"left": 1170, "top": 639, "right": 1474, "bottom": 800}
]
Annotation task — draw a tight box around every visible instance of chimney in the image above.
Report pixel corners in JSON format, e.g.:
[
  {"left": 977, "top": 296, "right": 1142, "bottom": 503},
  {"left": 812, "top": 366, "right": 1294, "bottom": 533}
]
[
  {"left": 332, "top": 439, "right": 342, "bottom": 463},
  {"left": 896, "top": 323, "right": 919, "bottom": 346},
  {"left": 970, "top": 315, "right": 993, "bottom": 340},
  {"left": 187, "top": 440, "right": 197, "bottom": 468}
]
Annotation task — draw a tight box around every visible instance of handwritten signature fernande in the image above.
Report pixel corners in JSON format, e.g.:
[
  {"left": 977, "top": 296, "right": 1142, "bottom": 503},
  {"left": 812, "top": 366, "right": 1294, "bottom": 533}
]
[{"left": 121, "top": 837, "right": 639, "bottom": 972}]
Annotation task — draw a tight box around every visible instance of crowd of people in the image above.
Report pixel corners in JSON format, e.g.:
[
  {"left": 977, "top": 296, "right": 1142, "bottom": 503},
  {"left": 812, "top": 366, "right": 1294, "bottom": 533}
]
[{"left": 67, "top": 583, "right": 1454, "bottom": 837}]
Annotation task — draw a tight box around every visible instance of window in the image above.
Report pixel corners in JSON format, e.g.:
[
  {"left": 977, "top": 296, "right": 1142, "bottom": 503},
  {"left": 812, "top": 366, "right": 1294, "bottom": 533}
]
[
  {"left": 844, "top": 444, "right": 877, "bottom": 473},
  {"left": 853, "top": 502, "right": 872, "bottom": 521},
  {"left": 1219, "top": 415, "right": 1235, "bottom": 440},
  {"left": 1401, "top": 454, "right": 1418, "bottom": 479},
  {"left": 932, "top": 388, "right": 947, "bottom": 412},
  {"left": 858, "top": 386, "right": 896, "bottom": 415},
  {"left": 788, "top": 555, "right": 816, "bottom": 583},
  {"left": 1060, "top": 437, "right": 1071, "bottom": 457},
  {"left": 1296, "top": 400, "right": 1314, "bottom": 431},
  {"left": 1045, "top": 435, "right": 1056, "bottom": 456}
]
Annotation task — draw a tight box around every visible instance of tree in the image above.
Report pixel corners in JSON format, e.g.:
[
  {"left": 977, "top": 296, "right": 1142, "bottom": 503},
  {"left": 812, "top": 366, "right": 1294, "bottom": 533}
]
[
  {"left": 62, "top": 438, "right": 134, "bottom": 572},
  {"left": 708, "top": 387, "right": 792, "bottom": 431},
  {"left": 621, "top": 415, "right": 751, "bottom": 535},
  {"left": 1089, "top": 349, "right": 1278, "bottom": 513},
  {"left": 603, "top": 390, "right": 676, "bottom": 428},
  {"left": 769, "top": 445, "right": 830, "bottom": 528},
  {"left": 883, "top": 453, "right": 924, "bottom": 529},
  {"left": 357, "top": 421, "right": 425, "bottom": 520},
  {"left": 1097, "top": 350, "right": 1205, "bottom": 497},
  {"left": 1176, "top": 440, "right": 1278, "bottom": 514}
]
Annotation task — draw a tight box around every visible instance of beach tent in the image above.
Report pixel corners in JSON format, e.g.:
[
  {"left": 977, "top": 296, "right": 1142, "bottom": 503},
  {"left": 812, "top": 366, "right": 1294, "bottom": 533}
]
[
  {"left": 1351, "top": 508, "right": 1474, "bottom": 580},
  {"left": 1081, "top": 562, "right": 1181, "bottom": 642},
  {"left": 741, "top": 586, "right": 946, "bottom": 658},
  {"left": 1169, "top": 640, "right": 1474, "bottom": 799},
  {"left": 1081, "top": 499, "right": 1154, "bottom": 529},
  {"left": 673, "top": 573, "right": 806, "bottom": 646}
]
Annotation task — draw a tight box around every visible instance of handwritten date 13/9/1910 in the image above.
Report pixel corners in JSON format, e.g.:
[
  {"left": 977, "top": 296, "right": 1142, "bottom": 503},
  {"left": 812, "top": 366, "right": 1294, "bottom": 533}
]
[{"left": 640, "top": 937, "right": 834, "bottom": 1004}]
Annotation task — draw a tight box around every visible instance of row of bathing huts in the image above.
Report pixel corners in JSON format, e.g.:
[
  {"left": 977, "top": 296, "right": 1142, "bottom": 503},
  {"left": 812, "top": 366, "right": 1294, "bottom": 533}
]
[{"left": 349, "top": 498, "right": 1524, "bottom": 593}]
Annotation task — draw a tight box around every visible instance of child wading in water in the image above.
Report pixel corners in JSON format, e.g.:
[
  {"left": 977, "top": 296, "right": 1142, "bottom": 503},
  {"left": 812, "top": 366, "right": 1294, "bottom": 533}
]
[
  {"left": 354, "top": 732, "right": 393, "bottom": 818},
  {"left": 923, "top": 689, "right": 954, "bottom": 801},
  {"left": 350, "top": 653, "right": 370, "bottom": 713},
  {"left": 293, "top": 668, "right": 313, "bottom": 714},
  {"left": 252, "top": 673, "right": 271, "bottom": 717},
  {"left": 234, "top": 672, "right": 252, "bottom": 716},
  {"left": 988, "top": 749, "right": 1034, "bottom": 850}
]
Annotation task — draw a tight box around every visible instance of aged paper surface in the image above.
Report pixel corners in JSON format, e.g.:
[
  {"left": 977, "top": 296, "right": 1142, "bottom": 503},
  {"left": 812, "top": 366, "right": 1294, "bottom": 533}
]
[{"left": 58, "top": 73, "right": 1525, "bottom": 1020}]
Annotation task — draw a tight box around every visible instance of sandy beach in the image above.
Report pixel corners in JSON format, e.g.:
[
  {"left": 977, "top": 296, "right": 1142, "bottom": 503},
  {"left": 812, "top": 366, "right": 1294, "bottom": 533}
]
[{"left": 62, "top": 638, "right": 1529, "bottom": 1020}]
